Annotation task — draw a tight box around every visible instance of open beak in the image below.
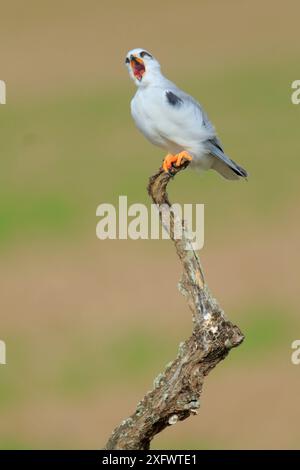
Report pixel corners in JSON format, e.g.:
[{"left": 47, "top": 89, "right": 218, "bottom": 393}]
[{"left": 130, "top": 55, "right": 145, "bottom": 81}]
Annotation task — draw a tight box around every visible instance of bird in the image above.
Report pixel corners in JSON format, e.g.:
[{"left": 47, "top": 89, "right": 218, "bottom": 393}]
[{"left": 125, "top": 48, "right": 247, "bottom": 180}]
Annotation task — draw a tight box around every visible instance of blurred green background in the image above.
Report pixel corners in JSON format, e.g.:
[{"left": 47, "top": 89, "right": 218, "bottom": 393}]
[{"left": 0, "top": 0, "right": 299, "bottom": 449}]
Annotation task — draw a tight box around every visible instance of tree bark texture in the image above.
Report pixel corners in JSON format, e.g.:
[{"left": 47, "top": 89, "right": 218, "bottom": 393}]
[{"left": 105, "top": 160, "right": 244, "bottom": 450}]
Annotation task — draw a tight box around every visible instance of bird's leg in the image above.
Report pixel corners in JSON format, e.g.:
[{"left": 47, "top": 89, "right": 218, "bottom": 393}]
[
  {"left": 162, "top": 154, "right": 178, "bottom": 172},
  {"left": 174, "top": 151, "right": 193, "bottom": 167},
  {"left": 162, "top": 151, "right": 193, "bottom": 173}
]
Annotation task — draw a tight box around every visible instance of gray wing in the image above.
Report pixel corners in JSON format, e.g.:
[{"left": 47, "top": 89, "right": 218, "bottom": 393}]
[
  {"left": 166, "top": 84, "right": 216, "bottom": 134},
  {"left": 193, "top": 100, "right": 248, "bottom": 178},
  {"left": 180, "top": 92, "right": 247, "bottom": 177},
  {"left": 165, "top": 84, "right": 248, "bottom": 178}
]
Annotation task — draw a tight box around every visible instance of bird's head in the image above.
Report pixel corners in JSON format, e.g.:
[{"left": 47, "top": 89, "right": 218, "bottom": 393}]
[{"left": 125, "top": 48, "right": 161, "bottom": 87}]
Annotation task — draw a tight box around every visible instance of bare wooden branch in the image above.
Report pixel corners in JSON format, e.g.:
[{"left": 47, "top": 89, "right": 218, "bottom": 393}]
[{"left": 105, "top": 160, "right": 244, "bottom": 450}]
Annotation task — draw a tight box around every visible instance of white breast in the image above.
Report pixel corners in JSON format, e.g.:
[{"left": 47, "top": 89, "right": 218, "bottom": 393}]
[{"left": 131, "top": 88, "right": 170, "bottom": 149}]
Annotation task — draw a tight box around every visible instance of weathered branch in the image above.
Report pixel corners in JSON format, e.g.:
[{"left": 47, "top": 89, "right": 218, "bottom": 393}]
[{"left": 105, "top": 160, "right": 244, "bottom": 450}]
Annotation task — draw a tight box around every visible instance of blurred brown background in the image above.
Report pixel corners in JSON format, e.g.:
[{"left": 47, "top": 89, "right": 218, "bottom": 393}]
[{"left": 0, "top": 0, "right": 299, "bottom": 449}]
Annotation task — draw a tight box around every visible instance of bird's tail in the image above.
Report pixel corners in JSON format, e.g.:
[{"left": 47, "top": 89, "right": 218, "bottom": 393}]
[
  {"left": 206, "top": 140, "right": 248, "bottom": 180},
  {"left": 212, "top": 158, "right": 248, "bottom": 180}
]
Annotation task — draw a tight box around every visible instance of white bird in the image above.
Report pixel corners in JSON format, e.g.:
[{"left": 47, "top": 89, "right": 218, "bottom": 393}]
[{"left": 125, "top": 48, "right": 247, "bottom": 180}]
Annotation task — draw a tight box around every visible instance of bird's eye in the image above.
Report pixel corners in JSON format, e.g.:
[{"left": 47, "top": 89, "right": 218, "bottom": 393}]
[
  {"left": 140, "top": 51, "right": 152, "bottom": 59},
  {"left": 125, "top": 57, "right": 130, "bottom": 64}
]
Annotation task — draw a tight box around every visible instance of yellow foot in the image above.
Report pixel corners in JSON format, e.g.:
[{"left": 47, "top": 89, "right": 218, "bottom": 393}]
[{"left": 162, "top": 151, "right": 193, "bottom": 173}]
